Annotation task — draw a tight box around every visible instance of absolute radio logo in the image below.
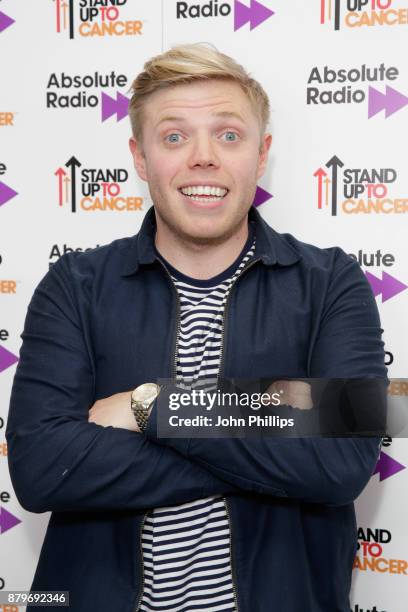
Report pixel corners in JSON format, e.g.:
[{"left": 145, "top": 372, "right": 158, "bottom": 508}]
[
  {"left": 253, "top": 185, "right": 273, "bottom": 207},
  {"left": 0, "top": 10, "right": 15, "bottom": 34},
  {"left": 372, "top": 437, "right": 405, "bottom": 482},
  {"left": 321, "top": 0, "right": 408, "bottom": 31},
  {"left": 348, "top": 249, "right": 395, "bottom": 267},
  {"left": 373, "top": 449, "right": 406, "bottom": 480},
  {"left": 46, "top": 71, "right": 129, "bottom": 122},
  {"left": 176, "top": 0, "right": 275, "bottom": 31},
  {"left": 0, "top": 163, "right": 17, "bottom": 210},
  {"left": 0, "top": 488, "right": 21, "bottom": 535},
  {"left": 49, "top": 243, "right": 101, "bottom": 269},
  {"left": 306, "top": 63, "right": 408, "bottom": 118},
  {"left": 0, "top": 330, "right": 18, "bottom": 375},
  {"left": 354, "top": 526, "right": 408, "bottom": 574},
  {"left": 313, "top": 154, "right": 408, "bottom": 215},
  {"left": 347, "top": 249, "right": 407, "bottom": 302},
  {"left": 0, "top": 506, "right": 21, "bottom": 535},
  {"left": 366, "top": 268, "right": 407, "bottom": 303},
  {"left": 55, "top": 156, "right": 144, "bottom": 213},
  {"left": 52, "top": 0, "right": 143, "bottom": 39}
]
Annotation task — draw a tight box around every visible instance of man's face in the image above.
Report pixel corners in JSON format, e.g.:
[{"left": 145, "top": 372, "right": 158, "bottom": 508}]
[{"left": 129, "top": 79, "right": 272, "bottom": 246}]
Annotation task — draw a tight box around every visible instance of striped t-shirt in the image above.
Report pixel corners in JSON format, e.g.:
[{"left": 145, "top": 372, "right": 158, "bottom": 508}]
[{"left": 139, "top": 222, "right": 256, "bottom": 612}]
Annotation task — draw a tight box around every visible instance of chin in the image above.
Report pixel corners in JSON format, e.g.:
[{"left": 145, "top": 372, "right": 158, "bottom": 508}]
[
  {"left": 186, "top": 229, "right": 221, "bottom": 241},
  {"left": 189, "top": 231, "right": 234, "bottom": 247}
]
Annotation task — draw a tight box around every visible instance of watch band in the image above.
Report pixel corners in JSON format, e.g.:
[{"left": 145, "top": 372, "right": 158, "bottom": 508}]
[{"left": 133, "top": 402, "right": 150, "bottom": 432}]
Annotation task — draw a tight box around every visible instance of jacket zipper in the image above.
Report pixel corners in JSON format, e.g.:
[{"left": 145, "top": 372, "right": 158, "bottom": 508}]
[
  {"left": 134, "top": 255, "right": 260, "bottom": 612},
  {"left": 134, "top": 259, "right": 181, "bottom": 612},
  {"left": 224, "top": 497, "right": 240, "bottom": 612},
  {"left": 134, "top": 512, "right": 148, "bottom": 612},
  {"left": 216, "top": 256, "right": 261, "bottom": 389},
  {"left": 156, "top": 259, "right": 182, "bottom": 379},
  {"left": 218, "top": 255, "right": 261, "bottom": 612}
]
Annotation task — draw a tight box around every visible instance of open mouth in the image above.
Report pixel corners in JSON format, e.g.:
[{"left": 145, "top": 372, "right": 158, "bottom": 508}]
[{"left": 178, "top": 185, "right": 229, "bottom": 203}]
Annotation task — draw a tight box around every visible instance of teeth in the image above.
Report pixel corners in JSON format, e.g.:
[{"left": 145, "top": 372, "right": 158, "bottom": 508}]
[
  {"left": 183, "top": 195, "right": 224, "bottom": 203},
  {"left": 180, "top": 185, "right": 228, "bottom": 197}
]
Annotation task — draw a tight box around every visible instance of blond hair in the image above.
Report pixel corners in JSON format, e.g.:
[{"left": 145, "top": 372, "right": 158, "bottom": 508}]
[{"left": 128, "top": 43, "right": 270, "bottom": 151}]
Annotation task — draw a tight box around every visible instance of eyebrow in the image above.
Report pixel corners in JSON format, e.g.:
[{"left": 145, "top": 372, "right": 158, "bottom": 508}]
[{"left": 155, "top": 110, "right": 246, "bottom": 128}]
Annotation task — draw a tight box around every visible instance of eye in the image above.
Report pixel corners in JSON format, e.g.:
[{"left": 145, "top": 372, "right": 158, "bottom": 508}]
[
  {"left": 221, "top": 131, "right": 239, "bottom": 142},
  {"left": 164, "top": 133, "right": 182, "bottom": 144}
]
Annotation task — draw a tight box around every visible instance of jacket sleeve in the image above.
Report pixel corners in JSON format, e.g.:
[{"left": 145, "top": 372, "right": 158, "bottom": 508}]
[
  {"left": 145, "top": 252, "right": 387, "bottom": 507},
  {"left": 6, "top": 257, "right": 239, "bottom": 514}
]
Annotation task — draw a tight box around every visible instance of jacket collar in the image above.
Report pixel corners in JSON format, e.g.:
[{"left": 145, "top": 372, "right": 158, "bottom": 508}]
[{"left": 121, "top": 205, "right": 300, "bottom": 277}]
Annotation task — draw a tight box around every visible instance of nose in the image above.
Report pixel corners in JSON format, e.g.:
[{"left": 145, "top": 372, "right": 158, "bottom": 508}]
[{"left": 187, "top": 133, "right": 220, "bottom": 169}]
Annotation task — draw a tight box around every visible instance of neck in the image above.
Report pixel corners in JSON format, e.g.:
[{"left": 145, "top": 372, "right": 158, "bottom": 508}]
[{"left": 154, "top": 217, "right": 250, "bottom": 280}]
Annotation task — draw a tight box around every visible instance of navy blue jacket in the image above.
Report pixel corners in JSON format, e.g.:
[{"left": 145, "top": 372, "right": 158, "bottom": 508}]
[{"left": 6, "top": 205, "right": 386, "bottom": 612}]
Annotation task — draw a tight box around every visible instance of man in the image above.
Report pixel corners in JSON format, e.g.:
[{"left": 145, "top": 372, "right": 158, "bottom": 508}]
[{"left": 7, "top": 44, "right": 386, "bottom": 611}]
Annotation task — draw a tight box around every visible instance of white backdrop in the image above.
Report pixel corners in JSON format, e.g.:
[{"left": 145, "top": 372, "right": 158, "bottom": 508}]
[{"left": 1, "top": 1, "right": 407, "bottom": 611}]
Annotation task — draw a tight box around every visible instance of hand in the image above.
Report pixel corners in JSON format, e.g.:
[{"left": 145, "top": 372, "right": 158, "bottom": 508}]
[
  {"left": 88, "top": 391, "right": 141, "bottom": 432},
  {"left": 265, "top": 380, "right": 313, "bottom": 410}
]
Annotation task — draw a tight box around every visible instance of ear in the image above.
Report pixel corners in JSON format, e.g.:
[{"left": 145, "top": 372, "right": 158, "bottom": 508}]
[
  {"left": 129, "top": 136, "right": 148, "bottom": 182},
  {"left": 257, "top": 132, "right": 272, "bottom": 180}
]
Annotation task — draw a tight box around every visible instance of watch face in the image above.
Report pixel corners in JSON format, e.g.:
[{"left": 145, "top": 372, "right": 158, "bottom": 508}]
[{"left": 132, "top": 382, "right": 160, "bottom": 404}]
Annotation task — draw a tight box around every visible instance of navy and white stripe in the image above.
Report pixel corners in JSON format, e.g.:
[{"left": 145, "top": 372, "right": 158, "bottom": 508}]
[{"left": 139, "top": 225, "right": 256, "bottom": 612}]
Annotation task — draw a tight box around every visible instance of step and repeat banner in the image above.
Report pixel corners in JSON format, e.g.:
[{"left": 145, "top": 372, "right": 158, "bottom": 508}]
[{"left": 1, "top": 1, "right": 407, "bottom": 611}]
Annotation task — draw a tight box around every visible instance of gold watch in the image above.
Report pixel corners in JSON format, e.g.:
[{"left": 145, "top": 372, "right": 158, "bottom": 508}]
[{"left": 131, "top": 383, "right": 161, "bottom": 432}]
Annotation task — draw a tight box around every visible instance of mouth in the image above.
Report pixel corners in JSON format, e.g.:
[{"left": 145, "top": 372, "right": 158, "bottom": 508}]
[{"left": 178, "top": 185, "right": 229, "bottom": 205}]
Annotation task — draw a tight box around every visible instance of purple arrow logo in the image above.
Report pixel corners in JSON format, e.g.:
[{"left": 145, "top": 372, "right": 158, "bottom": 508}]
[
  {"left": 0, "top": 506, "right": 22, "bottom": 535},
  {"left": 368, "top": 85, "right": 408, "bottom": 119},
  {"left": 0, "top": 11, "right": 15, "bottom": 34},
  {"left": 252, "top": 185, "right": 273, "bottom": 207},
  {"left": 0, "top": 345, "right": 18, "bottom": 374},
  {"left": 0, "top": 181, "right": 18, "bottom": 208},
  {"left": 101, "top": 91, "right": 129, "bottom": 122},
  {"left": 234, "top": 0, "right": 275, "bottom": 31},
  {"left": 373, "top": 451, "right": 405, "bottom": 482},
  {"left": 365, "top": 270, "right": 407, "bottom": 303}
]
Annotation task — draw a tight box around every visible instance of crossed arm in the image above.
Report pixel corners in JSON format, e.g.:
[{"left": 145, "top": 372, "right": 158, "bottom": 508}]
[
  {"left": 6, "top": 259, "right": 239, "bottom": 514},
  {"left": 6, "top": 253, "right": 386, "bottom": 514}
]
